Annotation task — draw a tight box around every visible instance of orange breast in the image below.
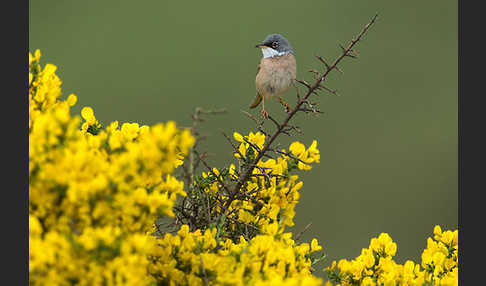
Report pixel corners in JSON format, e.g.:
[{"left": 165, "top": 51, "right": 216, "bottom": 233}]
[{"left": 256, "top": 53, "right": 297, "bottom": 99}]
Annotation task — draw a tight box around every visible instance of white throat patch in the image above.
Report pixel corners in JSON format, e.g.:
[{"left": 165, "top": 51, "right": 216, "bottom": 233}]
[{"left": 261, "top": 47, "right": 287, "bottom": 59}]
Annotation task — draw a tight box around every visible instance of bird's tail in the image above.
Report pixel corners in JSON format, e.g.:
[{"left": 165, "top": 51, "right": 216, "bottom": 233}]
[{"left": 249, "top": 92, "right": 262, "bottom": 109}]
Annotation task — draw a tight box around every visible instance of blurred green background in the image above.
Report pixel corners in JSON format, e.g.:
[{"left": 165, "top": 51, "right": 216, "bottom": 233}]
[{"left": 29, "top": 0, "right": 457, "bottom": 275}]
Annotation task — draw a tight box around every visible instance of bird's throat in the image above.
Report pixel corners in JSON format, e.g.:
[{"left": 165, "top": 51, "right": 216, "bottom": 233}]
[{"left": 261, "top": 47, "right": 287, "bottom": 59}]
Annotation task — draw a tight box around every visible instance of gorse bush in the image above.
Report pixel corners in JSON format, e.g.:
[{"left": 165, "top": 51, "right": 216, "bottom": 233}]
[
  {"left": 29, "top": 18, "right": 457, "bottom": 285},
  {"left": 29, "top": 50, "right": 194, "bottom": 285},
  {"left": 325, "top": 226, "right": 458, "bottom": 286},
  {"left": 28, "top": 50, "right": 324, "bottom": 285}
]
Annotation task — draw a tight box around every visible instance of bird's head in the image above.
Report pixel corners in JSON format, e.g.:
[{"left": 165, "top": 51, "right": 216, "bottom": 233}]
[{"left": 256, "top": 34, "right": 294, "bottom": 58}]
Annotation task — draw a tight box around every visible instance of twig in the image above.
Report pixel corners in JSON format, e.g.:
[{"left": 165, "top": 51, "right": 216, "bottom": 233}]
[
  {"left": 295, "top": 79, "right": 311, "bottom": 89},
  {"left": 266, "top": 115, "right": 282, "bottom": 131},
  {"left": 242, "top": 137, "right": 262, "bottom": 154},
  {"left": 316, "top": 55, "right": 331, "bottom": 71},
  {"left": 317, "top": 84, "right": 339, "bottom": 96},
  {"left": 282, "top": 124, "right": 304, "bottom": 135},
  {"left": 267, "top": 148, "right": 310, "bottom": 165},
  {"left": 221, "top": 131, "right": 246, "bottom": 160},
  {"left": 226, "top": 216, "right": 260, "bottom": 231},
  {"left": 295, "top": 222, "right": 312, "bottom": 242},
  {"left": 241, "top": 110, "right": 267, "bottom": 136},
  {"left": 185, "top": 107, "right": 227, "bottom": 191},
  {"left": 193, "top": 149, "right": 232, "bottom": 196}
]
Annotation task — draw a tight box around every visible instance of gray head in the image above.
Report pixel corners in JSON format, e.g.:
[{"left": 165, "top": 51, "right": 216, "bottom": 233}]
[{"left": 255, "top": 34, "right": 294, "bottom": 56}]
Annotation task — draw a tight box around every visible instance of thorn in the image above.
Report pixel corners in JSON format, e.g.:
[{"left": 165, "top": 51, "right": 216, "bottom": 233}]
[
  {"left": 339, "top": 43, "right": 347, "bottom": 52},
  {"left": 316, "top": 55, "right": 331, "bottom": 70},
  {"left": 295, "top": 79, "right": 311, "bottom": 89},
  {"left": 319, "top": 84, "right": 340, "bottom": 96},
  {"left": 308, "top": 69, "right": 321, "bottom": 80},
  {"left": 345, "top": 48, "right": 359, "bottom": 59}
]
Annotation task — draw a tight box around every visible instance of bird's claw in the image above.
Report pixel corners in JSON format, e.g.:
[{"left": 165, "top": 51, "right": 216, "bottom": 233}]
[
  {"left": 278, "top": 97, "right": 292, "bottom": 113},
  {"left": 284, "top": 105, "right": 292, "bottom": 113},
  {"left": 261, "top": 109, "right": 269, "bottom": 119}
]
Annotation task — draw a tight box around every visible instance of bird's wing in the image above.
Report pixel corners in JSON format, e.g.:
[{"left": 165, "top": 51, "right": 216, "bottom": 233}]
[{"left": 250, "top": 63, "right": 263, "bottom": 109}]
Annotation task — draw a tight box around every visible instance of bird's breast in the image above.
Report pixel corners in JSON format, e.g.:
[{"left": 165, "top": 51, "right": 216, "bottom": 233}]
[{"left": 256, "top": 54, "right": 297, "bottom": 99}]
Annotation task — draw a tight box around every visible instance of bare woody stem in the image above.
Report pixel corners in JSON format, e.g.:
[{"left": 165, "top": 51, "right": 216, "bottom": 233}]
[{"left": 225, "top": 14, "right": 378, "bottom": 209}]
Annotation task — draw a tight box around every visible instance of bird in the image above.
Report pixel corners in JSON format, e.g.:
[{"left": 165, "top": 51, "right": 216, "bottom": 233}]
[{"left": 251, "top": 34, "right": 297, "bottom": 119}]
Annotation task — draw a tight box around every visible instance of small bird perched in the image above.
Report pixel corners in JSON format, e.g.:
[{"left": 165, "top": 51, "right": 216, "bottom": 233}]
[{"left": 251, "top": 34, "right": 297, "bottom": 119}]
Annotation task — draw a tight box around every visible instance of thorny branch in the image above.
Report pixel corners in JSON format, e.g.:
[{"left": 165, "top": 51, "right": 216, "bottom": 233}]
[
  {"left": 172, "top": 107, "right": 227, "bottom": 230},
  {"left": 226, "top": 14, "right": 378, "bottom": 210},
  {"left": 183, "top": 107, "right": 227, "bottom": 188},
  {"left": 171, "top": 14, "right": 378, "bottom": 240}
]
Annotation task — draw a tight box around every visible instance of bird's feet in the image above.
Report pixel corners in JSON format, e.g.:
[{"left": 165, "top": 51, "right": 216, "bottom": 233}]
[
  {"left": 261, "top": 108, "right": 269, "bottom": 119},
  {"left": 278, "top": 97, "right": 293, "bottom": 113},
  {"left": 283, "top": 103, "right": 292, "bottom": 113}
]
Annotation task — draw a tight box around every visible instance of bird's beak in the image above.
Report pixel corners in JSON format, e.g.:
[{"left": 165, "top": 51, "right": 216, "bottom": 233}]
[{"left": 255, "top": 44, "right": 268, "bottom": 48}]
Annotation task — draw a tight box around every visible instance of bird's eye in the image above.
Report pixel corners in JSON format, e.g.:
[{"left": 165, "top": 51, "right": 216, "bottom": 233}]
[{"left": 272, "top": 42, "right": 279, "bottom": 49}]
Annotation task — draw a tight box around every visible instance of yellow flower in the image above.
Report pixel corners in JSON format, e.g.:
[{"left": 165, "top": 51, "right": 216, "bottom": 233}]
[
  {"left": 29, "top": 52, "right": 34, "bottom": 65},
  {"left": 121, "top": 122, "right": 140, "bottom": 141},
  {"left": 248, "top": 131, "right": 266, "bottom": 149},
  {"left": 67, "top": 94, "right": 77, "bottom": 106},
  {"left": 289, "top": 141, "right": 306, "bottom": 158},
  {"left": 264, "top": 222, "right": 279, "bottom": 236},
  {"left": 307, "top": 140, "right": 320, "bottom": 163},
  {"left": 29, "top": 215, "right": 43, "bottom": 236},
  {"left": 34, "top": 49, "right": 41, "bottom": 61},
  {"left": 440, "top": 230, "right": 454, "bottom": 245},
  {"left": 433, "top": 225, "right": 442, "bottom": 236},
  {"left": 81, "top": 106, "right": 96, "bottom": 125},
  {"left": 361, "top": 248, "right": 375, "bottom": 268},
  {"left": 233, "top": 132, "right": 244, "bottom": 142},
  {"left": 311, "top": 238, "right": 322, "bottom": 252},
  {"left": 361, "top": 277, "right": 376, "bottom": 286},
  {"left": 384, "top": 241, "right": 397, "bottom": 257}
]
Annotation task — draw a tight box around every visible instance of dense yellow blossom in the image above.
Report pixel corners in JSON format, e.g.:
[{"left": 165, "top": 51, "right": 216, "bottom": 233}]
[
  {"left": 147, "top": 224, "right": 323, "bottom": 286},
  {"left": 29, "top": 50, "right": 456, "bottom": 286},
  {"left": 29, "top": 50, "right": 324, "bottom": 285},
  {"left": 326, "top": 226, "right": 458, "bottom": 286},
  {"left": 233, "top": 132, "right": 320, "bottom": 171},
  {"left": 212, "top": 131, "right": 322, "bottom": 234},
  {"left": 29, "top": 50, "right": 194, "bottom": 285},
  {"left": 159, "top": 128, "right": 327, "bottom": 284}
]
